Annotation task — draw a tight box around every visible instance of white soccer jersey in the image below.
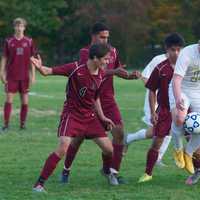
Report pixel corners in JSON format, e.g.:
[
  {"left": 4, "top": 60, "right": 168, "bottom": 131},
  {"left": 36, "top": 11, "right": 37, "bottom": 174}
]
[
  {"left": 174, "top": 44, "right": 200, "bottom": 91},
  {"left": 173, "top": 44, "right": 200, "bottom": 112},
  {"left": 142, "top": 54, "right": 167, "bottom": 125}
]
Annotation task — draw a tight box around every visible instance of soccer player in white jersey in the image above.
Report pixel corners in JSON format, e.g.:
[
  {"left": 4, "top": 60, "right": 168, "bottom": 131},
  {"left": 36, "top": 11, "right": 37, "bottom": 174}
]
[
  {"left": 171, "top": 41, "right": 200, "bottom": 184},
  {"left": 124, "top": 54, "right": 172, "bottom": 166}
]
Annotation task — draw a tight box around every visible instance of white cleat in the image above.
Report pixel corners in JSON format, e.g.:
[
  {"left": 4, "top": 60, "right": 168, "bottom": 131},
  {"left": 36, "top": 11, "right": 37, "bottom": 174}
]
[
  {"left": 33, "top": 184, "right": 47, "bottom": 193},
  {"left": 107, "top": 173, "right": 119, "bottom": 186}
]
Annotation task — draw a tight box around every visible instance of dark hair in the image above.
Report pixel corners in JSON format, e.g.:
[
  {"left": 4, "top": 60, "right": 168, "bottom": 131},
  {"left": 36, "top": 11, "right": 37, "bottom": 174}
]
[
  {"left": 89, "top": 43, "right": 110, "bottom": 59},
  {"left": 91, "top": 22, "right": 109, "bottom": 35},
  {"left": 164, "top": 33, "right": 185, "bottom": 48}
]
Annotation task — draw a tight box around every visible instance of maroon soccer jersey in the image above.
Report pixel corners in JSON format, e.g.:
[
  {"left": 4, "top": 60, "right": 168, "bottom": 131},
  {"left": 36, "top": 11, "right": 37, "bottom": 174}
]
[
  {"left": 52, "top": 62, "right": 104, "bottom": 119},
  {"left": 79, "top": 45, "right": 121, "bottom": 101},
  {"left": 3, "top": 36, "right": 36, "bottom": 80},
  {"left": 145, "top": 59, "right": 174, "bottom": 110}
]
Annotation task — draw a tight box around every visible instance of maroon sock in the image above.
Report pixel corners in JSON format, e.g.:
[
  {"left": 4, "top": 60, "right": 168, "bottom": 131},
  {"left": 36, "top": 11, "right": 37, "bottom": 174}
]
[
  {"left": 63, "top": 144, "right": 80, "bottom": 172},
  {"left": 38, "top": 152, "right": 61, "bottom": 183},
  {"left": 110, "top": 143, "right": 123, "bottom": 172},
  {"left": 145, "top": 148, "right": 159, "bottom": 176},
  {"left": 102, "top": 153, "right": 112, "bottom": 174},
  {"left": 193, "top": 157, "right": 200, "bottom": 169},
  {"left": 20, "top": 104, "right": 28, "bottom": 127},
  {"left": 4, "top": 102, "right": 12, "bottom": 127}
]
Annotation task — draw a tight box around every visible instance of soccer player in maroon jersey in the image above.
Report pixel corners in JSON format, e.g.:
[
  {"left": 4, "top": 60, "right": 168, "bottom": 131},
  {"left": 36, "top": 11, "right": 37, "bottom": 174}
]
[
  {"left": 31, "top": 43, "right": 119, "bottom": 193},
  {"left": 61, "top": 22, "right": 140, "bottom": 184},
  {"left": 138, "top": 33, "right": 185, "bottom": 183},
  {"left": 0, "top": 18, "right": 36, "bottom": 131}
]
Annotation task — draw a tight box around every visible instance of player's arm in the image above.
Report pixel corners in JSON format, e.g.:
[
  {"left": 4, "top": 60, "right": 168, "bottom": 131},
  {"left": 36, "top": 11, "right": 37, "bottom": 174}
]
[
  {"left": 29, "top": 63, "right": 36, "bottom": 84},
  {"left": 105, "top": 67, "right": 141, "bottom": 79},
  {"left": 172, "top": 74, "right": 184, "bottom": 110},
  {"left": 0, "top": 56, "right": 7, "bottom": 84},
  {"left": 31, "top": 56, "right": 53, "bottom": 76},
  {"left": 149, "top": 90, "right": 158, "bottom": 125},
  {"left": 94, "top": 97, "right": 115, "bottom": 130}
]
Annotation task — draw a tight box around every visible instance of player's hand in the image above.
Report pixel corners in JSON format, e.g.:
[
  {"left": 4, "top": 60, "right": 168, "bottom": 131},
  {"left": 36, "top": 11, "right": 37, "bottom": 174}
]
[
  {"left": 129, "top": 70, "right": 141, "bottom": 79},
  {"left": 102, "top": 117, "right": 115, "bottom": 131},
  {"left": 31, "top": 54, "right": 42, "bottom": 69},
  {"left": 151, "top": 112, "right": 158, "bottom": 125},
  {"left": 176, "top": 98, "right": 185, "bottom": 111}
]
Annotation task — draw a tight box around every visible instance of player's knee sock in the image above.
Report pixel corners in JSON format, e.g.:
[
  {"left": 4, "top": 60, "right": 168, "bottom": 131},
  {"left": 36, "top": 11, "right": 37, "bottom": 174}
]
[
  {"left": 37, "top": 152, "right": 61, "bottom": 185},
  {"left": 4, "top": 102, "right": 12, "bottom": 127},
  {"left": 102, "top": 153, "right": 112, "bottom": 174},
  {"left": 145, "top": 148, "right": 159, "bottom": 176},
  {"left": 110, "top": 143, "right": 123, "bottom": 173},
  {"left": 185, "top": 135, "right": 200, "bottom": 156},
  {"left": 171, "top": 122, "right": 184, "bottom": 150},
  {"left": 63, "top": 144, "right": 79, "bottom": 173},
  {"left": 157, "top": 135, "right": 172, "bottom": 162},
  {"left": 20, "top": 104, "right": 28, "bottom": 127},
  {"left": 126, "top": 129, "right": 146, "bottom": 144}
]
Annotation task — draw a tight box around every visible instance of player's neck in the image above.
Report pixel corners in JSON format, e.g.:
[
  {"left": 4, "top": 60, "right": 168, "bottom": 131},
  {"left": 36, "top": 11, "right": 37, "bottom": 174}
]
[
  {"left": 168, "top": 57, "right": 176, "bottom": 68},
  {"left": 87, "top": 60, "right": 99, "bottom": 75},
  {"left": 14, "top": 33, "right": 24, "bottom": 40}
]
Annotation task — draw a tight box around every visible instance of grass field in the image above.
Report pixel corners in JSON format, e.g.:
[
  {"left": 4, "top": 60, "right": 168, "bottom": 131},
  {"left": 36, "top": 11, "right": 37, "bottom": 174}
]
[{"left": 0, "top": 75, "right": 198, "bottom": 200}]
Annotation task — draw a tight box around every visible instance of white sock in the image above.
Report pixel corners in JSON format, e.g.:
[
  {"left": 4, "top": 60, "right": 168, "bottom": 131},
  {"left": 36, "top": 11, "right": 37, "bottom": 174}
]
[
  {"left": 126, "top": 129, "right": 146, "bottom": 144},
  {"left": 185, "top": 134, "right": 200, "bottom": 156},
  {"left": 171, "top": 122, "right": 184, "bottom": 150},
  {"left": 157, "top": 135, "right": 172, "bottom": 162}
]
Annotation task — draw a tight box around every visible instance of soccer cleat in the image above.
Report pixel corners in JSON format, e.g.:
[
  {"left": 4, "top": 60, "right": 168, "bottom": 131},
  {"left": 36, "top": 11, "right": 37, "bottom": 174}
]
[
  {"left": 184, "top": 152, "right": 194, "bottom": 174},
  {"left": 60, "top": 169, "right": 70, "bottom": 184},
  {"left": 20, "top": 124, "right": 26, "bottom": 130},
  {"left": 107, "top": 173, "right": 119, "bottom": 186},
  {"left": 100, "top": 169, "right": 119, "bottom": 185},
  {"left": 33, "top": 184, "right": 47, "bottom": 193},
  {"left": 156, "top": 160, "right": 167, "bottom": 167},
  {"left": 0, "top": 126, "right": 9, "bottom": 134},
  {"left": 138, "top": 173, "right": 152, "bottom": 183},
  {"left": 185, "top": 169, "right": 200, "bottom": 185},
  {"left": 173, "top": 149, "right": 185, "bottom": 168}
]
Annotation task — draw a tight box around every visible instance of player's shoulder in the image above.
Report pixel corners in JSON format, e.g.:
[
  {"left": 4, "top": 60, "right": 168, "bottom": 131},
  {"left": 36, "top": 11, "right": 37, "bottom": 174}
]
[
  {"left": 152, "top": 54, "right": 166, "bottom": 63},
  {"left": 5, "top": 36, "right": 15, "bottom": 44},
  {"left": 181, "top": 44, "right": 198, "bottom": 55},
  {"left": 80, "top": 45, "right": 90, "bottom": 52},
  {"left": 23, "top": 36, "right": 33, "bottom": 43},
  {"left": 156, "top": 59, "right": 170, "bottom": 71}
]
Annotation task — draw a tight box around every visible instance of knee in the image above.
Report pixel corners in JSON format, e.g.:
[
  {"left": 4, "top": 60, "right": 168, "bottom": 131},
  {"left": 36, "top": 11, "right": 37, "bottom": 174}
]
[
  {"left": 57, "top": 141, "right": 69, "bottom": 157},
  {"left": 112, "top": 126, "right": 124, "bottom": 144},
  {"left": 103, "top": 147, "right": 113, "bottom": 158}
]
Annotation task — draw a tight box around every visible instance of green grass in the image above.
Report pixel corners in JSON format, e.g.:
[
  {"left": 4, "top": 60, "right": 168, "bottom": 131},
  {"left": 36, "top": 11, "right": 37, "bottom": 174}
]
[{"left": 0, "top": 75, "right": 198, "bottom": 200}]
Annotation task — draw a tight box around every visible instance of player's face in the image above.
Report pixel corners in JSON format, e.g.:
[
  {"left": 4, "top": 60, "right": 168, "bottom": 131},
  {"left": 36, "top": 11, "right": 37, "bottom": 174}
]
[
  {"left": 14, "top": 23, "right": 26, "bottom": 35},
  {"left": 167, "top": 46, "right": 182, "bottom": 64},
  {"left": 95, "top": 53, "right": 110, "bottom": 69},
  {"left": 94, "top": 31, "right": 109, "bottom": 44}
]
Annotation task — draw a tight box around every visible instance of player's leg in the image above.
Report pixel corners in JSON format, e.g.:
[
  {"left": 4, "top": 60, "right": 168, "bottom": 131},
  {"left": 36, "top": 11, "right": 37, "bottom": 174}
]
[
  {"left": 61, "top": 137, "right": 84, "bottom": 183},
  {"left": 2, "top": 92, "right": 15, "bottom": 130},
  {"left": 33, "top": 136, "right": 72, "bottom": 192},
  {"left": 19, "top": 80, "right": 29, "bottom": 129},
  {"left": 93, "top": 136, "right": 118, "bottom": 185},
  {"left": 171, "top": 107, "right": 187, "bottom": 168},
  {"left": 138, "top": 136, "right": 164, "bottom": 183},
  {"left": 123, "top": 127, "right": 152, "bottom": 155},
  {"left": 19, "top": 92, "right": 28, "bottom": 129},
  {"left": 156, "top": 135, "right": 172, "bottom": 166}
]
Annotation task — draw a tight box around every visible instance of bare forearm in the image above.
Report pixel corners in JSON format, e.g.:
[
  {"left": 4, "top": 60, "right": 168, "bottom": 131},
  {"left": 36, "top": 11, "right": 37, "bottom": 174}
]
[
  {"left": 172, "top": 74, "right": 183, "bottom": 101},
  {"left": 149, "top": 90, "right": 157, "bottom": 115},
  {"left": 95, "top": 98, "right": 106, "bottom": 120},
  {"left": 37, "top": 66, "right": 53, "bottom": 76}
]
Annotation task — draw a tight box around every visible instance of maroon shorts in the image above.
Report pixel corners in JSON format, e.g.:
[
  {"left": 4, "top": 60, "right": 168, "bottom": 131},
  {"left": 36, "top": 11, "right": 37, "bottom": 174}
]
[
  {"left": 102, "top": 101, "right": 123, "bottom": 126},
  {"left": 57, "top": 113, "right": 107, "bottom": 139},
  {"left": 5, "top": 80, "right": 29, "bottom": 93},
  {"left": 154, "top": 108, "right": 172, "bottom": 138}
]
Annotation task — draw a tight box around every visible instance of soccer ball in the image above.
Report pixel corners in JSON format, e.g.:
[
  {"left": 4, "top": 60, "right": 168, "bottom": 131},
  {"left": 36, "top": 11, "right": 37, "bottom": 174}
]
[{"left": 184, "top": 112, "right": 200, "bottom": 134}]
